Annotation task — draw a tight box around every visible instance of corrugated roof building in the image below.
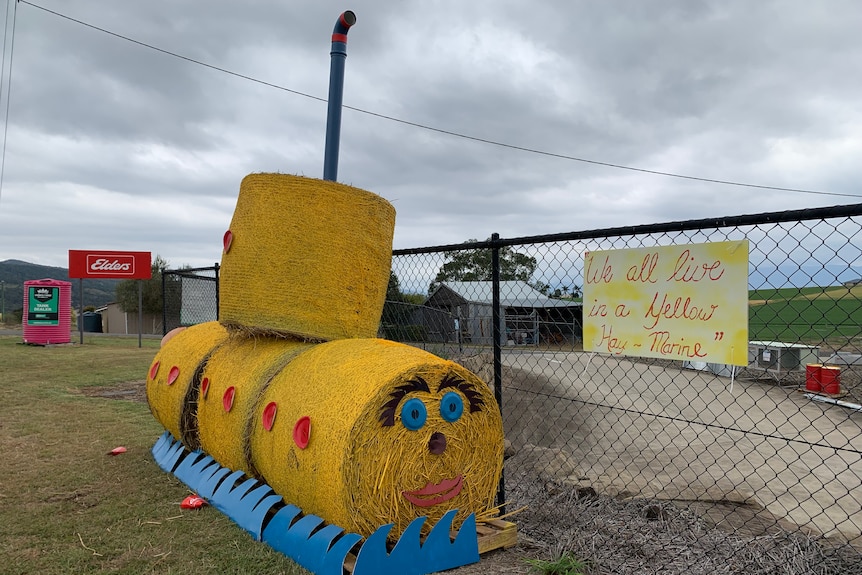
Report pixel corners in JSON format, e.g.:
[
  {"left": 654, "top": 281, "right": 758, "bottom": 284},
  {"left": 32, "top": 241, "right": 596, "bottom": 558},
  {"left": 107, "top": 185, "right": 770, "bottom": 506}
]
[{"left": 426, "top": 281, "right": 582, "bottom": 346}]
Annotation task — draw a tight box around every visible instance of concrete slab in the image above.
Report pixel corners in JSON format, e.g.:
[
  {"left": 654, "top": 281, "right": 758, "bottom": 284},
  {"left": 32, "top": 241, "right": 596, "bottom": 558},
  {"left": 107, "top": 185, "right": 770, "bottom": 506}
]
[{"left": 501, "top": 349, "right": 862, "bottom": 542}]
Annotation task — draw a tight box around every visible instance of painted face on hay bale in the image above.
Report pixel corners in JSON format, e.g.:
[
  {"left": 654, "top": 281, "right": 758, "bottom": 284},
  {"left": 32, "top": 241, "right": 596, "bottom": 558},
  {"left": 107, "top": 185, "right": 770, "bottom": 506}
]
[
  {"left": 345, "top": 369, "right": 504, "bottom": 536},
  {"left": 249, "top": 339, "right": 504, "bottom": 539}
]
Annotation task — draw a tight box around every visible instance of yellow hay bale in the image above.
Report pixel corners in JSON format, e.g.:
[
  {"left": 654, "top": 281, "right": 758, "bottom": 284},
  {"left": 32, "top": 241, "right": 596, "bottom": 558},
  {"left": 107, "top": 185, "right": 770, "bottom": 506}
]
[
  {"left": 196, "top": 336, "right": 313, "bottom": 474},
  {"left": 219, "top": 174, "right": 395, "bottom": 341},
  {"left": 249, "top": 338, "right": 504, "bottom": 539},
  {"left": 146, "top": 322, "right": 228, "bottom": 448}
]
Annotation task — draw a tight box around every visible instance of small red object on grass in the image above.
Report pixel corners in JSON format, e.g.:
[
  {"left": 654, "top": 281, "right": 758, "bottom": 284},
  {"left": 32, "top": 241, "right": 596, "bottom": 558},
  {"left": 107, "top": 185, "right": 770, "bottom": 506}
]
[
  {"left": 181, "top": 495, "right": 207, "bottom": 510},
  {"left": 107, "top": 447, "right": 127, "bottom": 456}
]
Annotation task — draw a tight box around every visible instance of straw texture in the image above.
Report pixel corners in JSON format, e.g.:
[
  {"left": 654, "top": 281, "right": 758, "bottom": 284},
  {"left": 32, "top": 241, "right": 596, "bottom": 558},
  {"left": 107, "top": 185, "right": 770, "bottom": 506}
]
[
  {"left": 146, "top": 322, "right": 228, "bottom": 448},
  {"left": 249, "top": 338, "right": 504, "bottom": 538},
  {"left": 219, "top": 173, "right": 396, "bottom": 341},
  {"left": 196, "top": 335, "right": 313, "bottom": 474}
]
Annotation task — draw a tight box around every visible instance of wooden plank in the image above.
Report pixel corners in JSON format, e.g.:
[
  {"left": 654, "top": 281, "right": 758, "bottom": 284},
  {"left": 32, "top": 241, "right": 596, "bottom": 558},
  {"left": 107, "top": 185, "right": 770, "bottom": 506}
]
[
  {"left": 477, "top": 519, "right": 518, "bottom": 554},
  {"left": 344, "top": 519, "right": 519, "bottom": 573}
]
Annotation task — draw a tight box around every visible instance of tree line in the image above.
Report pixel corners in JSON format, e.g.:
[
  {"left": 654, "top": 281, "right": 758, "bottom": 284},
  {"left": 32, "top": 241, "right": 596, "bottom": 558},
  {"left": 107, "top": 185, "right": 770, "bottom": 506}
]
[{"left": 114, "top": 240, "right": 580, "bottom": 321}]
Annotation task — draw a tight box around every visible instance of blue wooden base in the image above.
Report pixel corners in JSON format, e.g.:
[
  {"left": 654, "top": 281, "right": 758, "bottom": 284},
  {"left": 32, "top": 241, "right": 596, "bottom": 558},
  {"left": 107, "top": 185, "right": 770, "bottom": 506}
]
[{"left": 152, "top": 431, "right": 480, "bottom": 575}]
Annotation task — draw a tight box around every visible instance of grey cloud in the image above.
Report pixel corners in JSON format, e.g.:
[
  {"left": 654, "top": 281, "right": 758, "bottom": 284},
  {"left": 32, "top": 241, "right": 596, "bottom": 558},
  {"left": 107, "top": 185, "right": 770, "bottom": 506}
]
[{"left": 0, "top": 0, "right": 859, "bottom": 269}]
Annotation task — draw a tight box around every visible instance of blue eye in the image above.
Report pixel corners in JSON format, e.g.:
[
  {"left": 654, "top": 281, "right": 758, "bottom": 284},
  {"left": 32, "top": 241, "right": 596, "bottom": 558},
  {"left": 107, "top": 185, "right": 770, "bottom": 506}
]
[
  {"left": 440, "top": 392, "right": 464, "bottom": 423},
  {"left": 400, "top": 398, "right": 427, "bottom": 430}
]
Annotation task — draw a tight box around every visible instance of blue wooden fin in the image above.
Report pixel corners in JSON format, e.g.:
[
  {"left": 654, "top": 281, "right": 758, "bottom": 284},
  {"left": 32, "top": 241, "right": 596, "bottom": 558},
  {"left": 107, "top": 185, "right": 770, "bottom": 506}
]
[
  {"left": 194, "top": 463, "right": 232, "bottom": 499},
  {"left": 318, "top": 531, "right": 363, "bottom": 575},
  {"left": 352, "top": 523, "right": 395, "bottom": 574},
  {"left": 384, "top": 516, "right": 426, "bottom": 574},
  {"left": 292, "top": 524, "right": 347, "bottom": 572},
  {"left": 150, "top": 431, "right": 172, "bottom": 462},
  {"left": 261, "top": 504, "right": 302, "bottom": 554},
  {"left": 151, "top": 432, "right": 185, "bottom": 473},
  {"left": 214, "top": 473, "right": 256, "bottom": 500},
  {"left": 150, "top": 434, "right": 485, "bottom": 575},
  {"left": 173, "top": 450, "right": 219, "bottom": 492},
  {"left": 423, "top": 511, "right": 479, "bottom": 573},
  {"left": 209, "top": 476, "right": 281, "bottom": 541},
  {"left": 262, "top": 506, "right": 363, "bottom": 575},
  {"left": 280, "top": 514, "right": 325, "bottom": 548},
  {"left": 352, "top": 512, "right": 479, "bottom": 575}
]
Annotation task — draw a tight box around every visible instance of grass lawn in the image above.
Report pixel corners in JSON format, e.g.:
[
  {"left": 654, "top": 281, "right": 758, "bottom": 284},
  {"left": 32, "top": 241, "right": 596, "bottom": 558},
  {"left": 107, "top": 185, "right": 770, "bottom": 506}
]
[
  {"left": 0, "top": 335, "right": 307, "bottom": 575},
  {"left": 749, "top": 286, "right": 862, "bottom": 346}
]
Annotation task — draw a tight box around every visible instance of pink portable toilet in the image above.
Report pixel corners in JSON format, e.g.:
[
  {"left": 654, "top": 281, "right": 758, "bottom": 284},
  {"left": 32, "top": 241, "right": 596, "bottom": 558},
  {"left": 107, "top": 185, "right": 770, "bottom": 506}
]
[{"left": 22, "top": 279, "right": 72, "bottom": 345}]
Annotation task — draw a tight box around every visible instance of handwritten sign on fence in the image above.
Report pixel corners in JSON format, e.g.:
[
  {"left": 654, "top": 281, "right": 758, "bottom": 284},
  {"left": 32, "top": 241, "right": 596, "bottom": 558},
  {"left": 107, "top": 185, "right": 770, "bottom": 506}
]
[{"left": 583, "top": 240, "right": 749, "bottom": 365}]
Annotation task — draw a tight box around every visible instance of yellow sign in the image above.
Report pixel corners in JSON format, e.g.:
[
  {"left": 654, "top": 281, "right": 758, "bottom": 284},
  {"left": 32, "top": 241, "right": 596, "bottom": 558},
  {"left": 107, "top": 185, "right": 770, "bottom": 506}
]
[{"left": 583, "top": 240, "right": 749, "bottom": 365}]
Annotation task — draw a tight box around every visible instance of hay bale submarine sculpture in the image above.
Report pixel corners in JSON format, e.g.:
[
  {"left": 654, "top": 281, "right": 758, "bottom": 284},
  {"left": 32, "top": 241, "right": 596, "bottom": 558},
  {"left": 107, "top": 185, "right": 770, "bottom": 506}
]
[
  {"left": 147, "top": 17, "right": 508, "bottom": 570},
  {"left": 149, "top": 173, "right": 507, "bottom": 574},
  {"left": 147, "top": 12, "right": 514, "bottom": 575}
]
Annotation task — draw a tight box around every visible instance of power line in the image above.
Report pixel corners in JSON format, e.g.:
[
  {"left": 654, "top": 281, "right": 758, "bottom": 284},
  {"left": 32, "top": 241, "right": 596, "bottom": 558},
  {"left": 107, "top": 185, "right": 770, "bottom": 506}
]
[
  {"left": 0, "top": 0, "right": 17, "bottom": 206},
  {"left": 18, "top": 0, "right": 862, "bottom": 200},
  {"left": 343, "top": 108, "right": 858, "bottom": 198}
]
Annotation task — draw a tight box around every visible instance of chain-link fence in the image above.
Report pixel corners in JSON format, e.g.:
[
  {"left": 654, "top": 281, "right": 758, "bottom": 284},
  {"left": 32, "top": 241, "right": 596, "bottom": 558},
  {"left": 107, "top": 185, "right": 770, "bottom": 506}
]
[
  {"left": 394, "top": 203, "right": 862, "bottom": 574},
  {"left": 162, "top": 265, "right": 219, "bottom": 334},
  {"left": 163, "top": 204, "right": 862, "bottom": 573}
]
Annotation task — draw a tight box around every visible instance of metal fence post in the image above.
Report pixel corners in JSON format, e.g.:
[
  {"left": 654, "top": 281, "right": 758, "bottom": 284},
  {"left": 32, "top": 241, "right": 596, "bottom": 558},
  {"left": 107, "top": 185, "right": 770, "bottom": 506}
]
[
  {"left": 214, "top": 262, "right": 220, "bottom": 320},
  {"left": 161, "top": 271, "right": 167, "bottom": 337},
  {"left": 137, "top": 279, "right": 143, "bottom": 348},
  {"left": 491, "top": 232, "right": 505, "bottom": 511}
]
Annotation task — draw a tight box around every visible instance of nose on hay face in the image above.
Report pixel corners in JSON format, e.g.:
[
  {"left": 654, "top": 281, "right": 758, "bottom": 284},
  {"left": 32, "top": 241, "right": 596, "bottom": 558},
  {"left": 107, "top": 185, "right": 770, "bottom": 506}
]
[{"left": 428, "top": 431, "right": 446, "bottom": 455}]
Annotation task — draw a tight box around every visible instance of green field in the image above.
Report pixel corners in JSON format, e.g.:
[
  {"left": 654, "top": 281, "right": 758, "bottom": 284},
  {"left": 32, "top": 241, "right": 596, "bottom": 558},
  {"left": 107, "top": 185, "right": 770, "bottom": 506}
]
[
  {"left": 749, "top": 285, "right": 862, "bottom": 346},
  {"left": 0, "top": 335, "right": 307, "bottom": 575}
]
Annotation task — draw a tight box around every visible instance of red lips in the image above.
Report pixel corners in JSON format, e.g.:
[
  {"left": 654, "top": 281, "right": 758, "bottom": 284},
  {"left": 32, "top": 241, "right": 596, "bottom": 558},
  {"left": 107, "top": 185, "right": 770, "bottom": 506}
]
[{"left": 402, "top": 475, "right": 463, "bottom": 507}]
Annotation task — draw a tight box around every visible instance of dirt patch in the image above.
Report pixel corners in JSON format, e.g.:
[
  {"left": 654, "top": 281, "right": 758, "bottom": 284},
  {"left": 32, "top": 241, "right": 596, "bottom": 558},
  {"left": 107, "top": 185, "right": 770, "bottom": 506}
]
[
  {"left": 497, "top": 476, "right": 862, "bottom": 575},
  {"left": 448, "top": 541, "right": 545, "bottom": 575},
  {"left": 79, "top": 380, "right": 147, "bottom": 403}
]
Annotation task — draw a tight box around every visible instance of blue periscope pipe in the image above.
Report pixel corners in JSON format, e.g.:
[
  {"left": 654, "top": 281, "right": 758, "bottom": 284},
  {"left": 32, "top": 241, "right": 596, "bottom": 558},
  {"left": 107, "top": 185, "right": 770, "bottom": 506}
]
[{"left": 323, "top": 11, "right": 356, "bottom": 182}]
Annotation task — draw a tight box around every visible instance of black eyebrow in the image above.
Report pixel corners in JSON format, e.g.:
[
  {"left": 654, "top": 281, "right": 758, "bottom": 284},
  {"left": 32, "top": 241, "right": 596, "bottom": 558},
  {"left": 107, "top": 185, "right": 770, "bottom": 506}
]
[
  {"left": 437, "top": 373, "right": 484, "bottom": 414},
  {"left": 379, "top": 376, "right": 430, "bottom": 427}
]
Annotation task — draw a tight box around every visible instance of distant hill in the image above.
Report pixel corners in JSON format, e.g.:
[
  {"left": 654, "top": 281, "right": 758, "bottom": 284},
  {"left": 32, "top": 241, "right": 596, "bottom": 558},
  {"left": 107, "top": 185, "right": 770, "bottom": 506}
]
[{"left": 0, "top": 259, "right": 121, "bottom": 314}]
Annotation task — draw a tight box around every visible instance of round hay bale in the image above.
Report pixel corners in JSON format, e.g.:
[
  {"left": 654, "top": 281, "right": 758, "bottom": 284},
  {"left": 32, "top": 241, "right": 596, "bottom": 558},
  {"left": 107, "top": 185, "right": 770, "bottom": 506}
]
[
  {"left": 219, "top": 173, "right": 395, "bottom": 341},
  {"left": 249, "top": 338, "right": 504, "bottom": 538},
  {"left": 196, "top": 335, "right": 313, "bottom": 474},
  {"left": 146, "top": 322, "right": 228, "bottom": 449}
]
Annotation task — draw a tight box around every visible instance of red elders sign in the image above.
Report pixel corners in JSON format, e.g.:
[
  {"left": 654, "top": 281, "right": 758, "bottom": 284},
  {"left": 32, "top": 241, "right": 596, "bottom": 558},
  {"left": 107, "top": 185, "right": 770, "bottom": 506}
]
[{"left": 68, "top": 250, "right": 152, "bottom": 280}]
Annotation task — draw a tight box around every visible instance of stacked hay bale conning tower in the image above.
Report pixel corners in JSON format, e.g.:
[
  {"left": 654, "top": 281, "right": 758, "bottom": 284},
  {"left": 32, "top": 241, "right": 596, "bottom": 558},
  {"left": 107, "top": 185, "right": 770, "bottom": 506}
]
[
  {"left": 147, "top": 173, "right": 505, "bottom": 541},
  {"left": 219, "top": 173, "right": 396, "bottom": 341}
]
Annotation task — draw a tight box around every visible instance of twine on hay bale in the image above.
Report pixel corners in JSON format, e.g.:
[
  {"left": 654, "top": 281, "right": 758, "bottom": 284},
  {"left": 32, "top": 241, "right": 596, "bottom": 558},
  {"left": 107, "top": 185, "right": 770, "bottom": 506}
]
[
  {"left": 219, "top": 173, "right": 395, "bottom": 341},
  {"left": 249, "top": 338, "right": 504, "bottom": 539},
  {"left": 196, "top": 334, "right": 313, "bottom": 474},
  {"left": 146, "top": 322, "right": 228, "bottom": 449}
]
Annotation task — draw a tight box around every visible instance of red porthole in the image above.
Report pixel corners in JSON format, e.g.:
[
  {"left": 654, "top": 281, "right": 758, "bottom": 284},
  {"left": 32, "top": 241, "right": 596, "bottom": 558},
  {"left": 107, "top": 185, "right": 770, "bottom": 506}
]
[
  {"left": 223, "top": 386, "right": 236, "bottom": 412},
  {"left": 293, "top": 416, "right": 311, "bottom": 449},
  {"left": 262, "top": 402, "right": 278, "bottom": 431},
  {"left": 149, "top": 361, "right": 160, "bottom": 380}
]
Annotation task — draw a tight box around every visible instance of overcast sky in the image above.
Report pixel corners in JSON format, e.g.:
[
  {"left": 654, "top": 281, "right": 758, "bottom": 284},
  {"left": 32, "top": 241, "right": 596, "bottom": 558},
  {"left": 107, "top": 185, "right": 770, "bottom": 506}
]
[{"left": 0, "top": 0, "right": 859, "bottom": 270}]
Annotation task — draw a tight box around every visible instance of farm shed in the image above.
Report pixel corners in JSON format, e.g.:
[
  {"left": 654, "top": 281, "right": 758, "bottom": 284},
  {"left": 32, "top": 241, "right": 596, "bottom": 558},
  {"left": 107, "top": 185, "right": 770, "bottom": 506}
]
[
  {"left": 425, "top": 281, "right": 583, "bottom": 346},
  {"left": 98, "top": 302, "right": 162, "bottom": 335}
]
